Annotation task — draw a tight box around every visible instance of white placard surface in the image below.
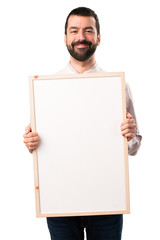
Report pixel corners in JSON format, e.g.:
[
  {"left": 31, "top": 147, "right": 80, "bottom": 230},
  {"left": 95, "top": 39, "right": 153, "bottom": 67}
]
[{"left": 29, "top": 73, "right": 129, "bottom": 217}]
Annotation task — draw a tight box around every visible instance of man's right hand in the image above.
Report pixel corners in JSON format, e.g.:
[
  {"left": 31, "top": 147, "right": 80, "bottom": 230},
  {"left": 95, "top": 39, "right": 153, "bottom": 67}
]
[{"left": 23, "top": 125, "right": 40, "bottom": 152}]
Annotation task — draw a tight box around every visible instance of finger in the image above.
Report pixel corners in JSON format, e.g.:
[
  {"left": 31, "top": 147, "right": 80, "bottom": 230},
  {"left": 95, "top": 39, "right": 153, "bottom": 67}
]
[
  {"left": 121, "top": 123, "right": 137, "bottom": 131},
  {"left": 25, "top": 140, "right": 39, "bottom": 150},
  {"left": 125, "top": 118, "right": 135, "bottom": 124},
  {"left": 125, "top": 132, "right": 136, "bottom": 137},
  {"left": 122, "top": 132, "right": 136, "bottom": 142},
  {"left": 121, "top": 123, "right": 136, "bottom": 131},
  {"left": 121, "top": 113, "right": 134, "bottom": 127},
  {"left": 26, "top": 144, "right": 38, "bottom": 151},
  {"left": 125, "top": 133, "right": 136, "bottom": 141},
  {"left": 28, "top": 145, "right": 38, "bottom": 151},
  {"left": 23, "top": 132, "right": 39, "bottom": 138},
  {"left": 25, "top": 141, "right": 39, "bottom": 148},
  {"left": 121, "top": 128, "right": 136, "bottom": 136},
  {"left": 23, "top": 135, "right": 40, "bottom": 144},
  {"left": 121, "top": 118, "right": 135, "bottom": 127}
]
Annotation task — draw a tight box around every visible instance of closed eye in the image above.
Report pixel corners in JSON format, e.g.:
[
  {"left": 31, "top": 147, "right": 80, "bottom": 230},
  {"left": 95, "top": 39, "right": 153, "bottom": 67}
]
[
  {"left": 70, "top": 30, "right": 78, "bottom": 34},
  {"left": 85, "top": 30, "right": 94, "bottom": 33},
  {"left": 84, "top": 27, "right": 95, "bottom": 34}
]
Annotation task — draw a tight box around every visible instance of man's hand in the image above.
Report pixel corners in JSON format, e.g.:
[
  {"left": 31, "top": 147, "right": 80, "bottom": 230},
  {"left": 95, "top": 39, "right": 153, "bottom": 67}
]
[
  {"left": 23, "top": 125, "right": 40, "bottom": 152},
  {"left": 121, "top": 113, "right": 137, "bottom": 141}
]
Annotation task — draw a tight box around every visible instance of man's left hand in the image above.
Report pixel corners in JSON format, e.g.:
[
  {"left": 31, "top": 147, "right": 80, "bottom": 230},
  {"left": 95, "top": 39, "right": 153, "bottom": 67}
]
[{"left": 121, "top": 112, "right": 137, "bottom": 141}]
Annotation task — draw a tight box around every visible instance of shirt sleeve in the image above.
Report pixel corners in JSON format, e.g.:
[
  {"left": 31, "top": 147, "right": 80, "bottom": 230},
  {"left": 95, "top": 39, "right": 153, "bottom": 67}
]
[{"left": 125, "top": 83, "right": 142, "bottom": 155}]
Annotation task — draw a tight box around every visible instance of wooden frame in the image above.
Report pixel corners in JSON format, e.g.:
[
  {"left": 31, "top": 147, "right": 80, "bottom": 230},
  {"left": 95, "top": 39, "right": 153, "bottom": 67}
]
[{"left": 29, "top": 72, "right": 130, "bottom": 217}]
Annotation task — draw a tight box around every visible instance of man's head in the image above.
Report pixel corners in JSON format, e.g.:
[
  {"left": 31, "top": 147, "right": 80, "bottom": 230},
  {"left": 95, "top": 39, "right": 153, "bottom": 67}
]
[{"left": 64, "top": 7, "right": 101, "bottom": 62}]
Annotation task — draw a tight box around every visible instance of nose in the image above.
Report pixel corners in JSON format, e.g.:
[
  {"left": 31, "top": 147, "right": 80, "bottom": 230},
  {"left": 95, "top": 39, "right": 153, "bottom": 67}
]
[{"left": 78, "top": 29, "right": 85, "bottom": 41}]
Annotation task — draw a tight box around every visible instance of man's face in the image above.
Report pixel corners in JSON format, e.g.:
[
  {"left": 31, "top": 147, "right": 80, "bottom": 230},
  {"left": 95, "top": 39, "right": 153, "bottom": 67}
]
[{"left": 65, "top": 15, "right": 101, "bottom": 61}]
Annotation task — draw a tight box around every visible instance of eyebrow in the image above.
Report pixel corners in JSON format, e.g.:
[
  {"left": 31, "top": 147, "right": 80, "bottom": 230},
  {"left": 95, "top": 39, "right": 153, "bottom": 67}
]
[{"left": 69, "top": 26, "right": 94, "bottom": 31}]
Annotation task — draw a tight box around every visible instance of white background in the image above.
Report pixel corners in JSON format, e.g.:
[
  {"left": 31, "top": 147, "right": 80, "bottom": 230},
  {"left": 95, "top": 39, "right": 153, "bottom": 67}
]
[{"left": 0, "top": 0, "right": 160, "bottom": 239}]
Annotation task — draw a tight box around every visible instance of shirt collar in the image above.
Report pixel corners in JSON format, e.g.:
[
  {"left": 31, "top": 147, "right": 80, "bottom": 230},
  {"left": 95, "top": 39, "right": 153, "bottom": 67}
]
[{"left": 67, "top": 62, "right": 100, "bottom": 74}]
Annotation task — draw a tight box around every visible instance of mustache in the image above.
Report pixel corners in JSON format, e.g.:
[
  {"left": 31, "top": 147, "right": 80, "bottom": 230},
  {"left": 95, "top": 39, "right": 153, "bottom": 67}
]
[{"left": 72, "top": 40, "right": 92, "bottom": 47}]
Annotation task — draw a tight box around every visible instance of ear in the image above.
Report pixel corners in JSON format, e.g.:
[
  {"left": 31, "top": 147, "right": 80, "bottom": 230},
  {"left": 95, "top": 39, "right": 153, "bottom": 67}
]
[
  {"left": 64, "top": 34, "right": 67, "bottom": 46},
  {"left": 97, "top": 34, "right": 101, "bottom": 46}
]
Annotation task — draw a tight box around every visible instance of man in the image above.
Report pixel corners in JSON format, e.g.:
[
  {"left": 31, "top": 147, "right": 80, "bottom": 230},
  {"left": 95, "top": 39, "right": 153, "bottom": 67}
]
[{"left": 23, "top": 7, "right": 141, "bottom": 240}]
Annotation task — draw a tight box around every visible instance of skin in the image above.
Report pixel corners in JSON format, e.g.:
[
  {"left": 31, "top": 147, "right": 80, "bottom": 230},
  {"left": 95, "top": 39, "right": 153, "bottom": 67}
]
[{"left": 23, "top": 15, "right": 137, "bottom": 152}]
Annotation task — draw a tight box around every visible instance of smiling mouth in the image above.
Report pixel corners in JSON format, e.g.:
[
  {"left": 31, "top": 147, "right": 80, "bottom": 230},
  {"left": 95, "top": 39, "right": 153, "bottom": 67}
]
[
  {"left": 72, "top": 40, "right": 92, "bottom": 49},
  {"left": 75, "top": 44, "right": 88, "bottom": 48}
]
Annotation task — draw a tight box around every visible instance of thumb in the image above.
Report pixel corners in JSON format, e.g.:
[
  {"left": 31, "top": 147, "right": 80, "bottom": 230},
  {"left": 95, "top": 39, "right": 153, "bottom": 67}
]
[
  {"left": 25, "top": 125, "right": 31, "bottom": 134},
  {"left": 126, "top": 112, "right": 133, "bottom": 119}
]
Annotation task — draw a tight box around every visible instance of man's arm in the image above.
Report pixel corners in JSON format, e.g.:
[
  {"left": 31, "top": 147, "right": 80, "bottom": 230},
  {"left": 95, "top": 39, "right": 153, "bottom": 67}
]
[
  {"left": 124, "top": 83, "right": 142, "bottom": 155},
  {"left": 23, "top": 125, "right": 40, "bottom": 152}
]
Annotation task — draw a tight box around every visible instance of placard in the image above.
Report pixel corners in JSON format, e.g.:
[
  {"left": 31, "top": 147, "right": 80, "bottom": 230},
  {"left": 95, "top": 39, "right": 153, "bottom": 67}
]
[{"left": 29, "top": 72, "right": 129, "bottom": 217}]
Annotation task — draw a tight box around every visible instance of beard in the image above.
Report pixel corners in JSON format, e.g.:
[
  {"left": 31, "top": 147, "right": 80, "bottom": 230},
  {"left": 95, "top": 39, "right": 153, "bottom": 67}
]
[{"left": 66, "top": 40, "right": 98, "bottom": 61}]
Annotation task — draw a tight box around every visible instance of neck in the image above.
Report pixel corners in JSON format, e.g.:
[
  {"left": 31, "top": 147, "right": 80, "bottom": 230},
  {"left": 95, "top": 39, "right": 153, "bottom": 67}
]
[{"left": 70, "top": 55, "right": 96, "bottom": 73}]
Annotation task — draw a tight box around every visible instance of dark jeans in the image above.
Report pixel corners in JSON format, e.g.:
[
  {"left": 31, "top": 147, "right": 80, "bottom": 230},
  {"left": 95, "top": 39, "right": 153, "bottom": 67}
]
[{"left": 47, "top": 215, "right": 123, "bottom": 240}]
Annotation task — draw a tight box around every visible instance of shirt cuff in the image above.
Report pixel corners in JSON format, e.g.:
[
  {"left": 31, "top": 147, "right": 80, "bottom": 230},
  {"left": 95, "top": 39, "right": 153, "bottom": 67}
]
[{"left": 128, "top": 135, "right": 142, "bottom": 155}]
